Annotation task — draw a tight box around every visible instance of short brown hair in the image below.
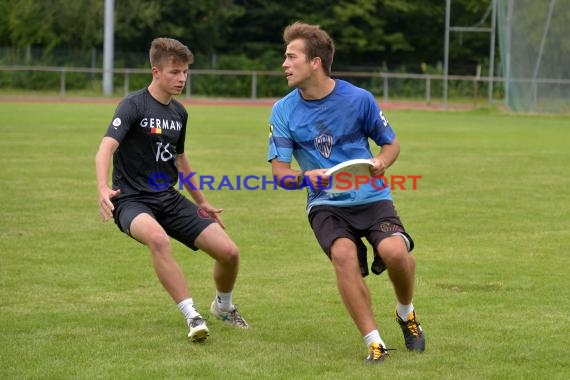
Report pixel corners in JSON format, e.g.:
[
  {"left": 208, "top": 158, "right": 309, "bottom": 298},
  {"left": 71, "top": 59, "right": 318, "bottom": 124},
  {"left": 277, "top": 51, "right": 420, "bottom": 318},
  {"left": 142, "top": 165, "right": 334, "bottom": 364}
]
[
  {"left": 283, "top": 22, "right": 335, "bottom": 76},
  {"left": 149, "top": 38, "right": 194, "bottom": 68}
]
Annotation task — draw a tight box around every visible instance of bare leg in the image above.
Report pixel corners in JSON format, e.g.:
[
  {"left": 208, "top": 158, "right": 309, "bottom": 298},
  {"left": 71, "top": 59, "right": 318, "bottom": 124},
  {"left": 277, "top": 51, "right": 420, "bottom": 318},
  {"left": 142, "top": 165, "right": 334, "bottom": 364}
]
[
  {"left": 194, "top": 223, "right": 240, "bottom": 293},
  {"left": 129, "top": 213, "right": 190, "bottom": 303},
  {"left": 330, "top": 238, "right": 377, "bottom": 336},
  {"left": 377, "top": 235, "right": 416, "bottom": 304}
]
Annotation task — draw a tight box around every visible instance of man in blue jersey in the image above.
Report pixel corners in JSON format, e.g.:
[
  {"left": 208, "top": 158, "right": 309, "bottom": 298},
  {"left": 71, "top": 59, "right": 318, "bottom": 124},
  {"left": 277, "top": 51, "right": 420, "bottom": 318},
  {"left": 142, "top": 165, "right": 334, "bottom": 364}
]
[
  {"left": 95, "top": 38, "right": 248, "bottom": 343},
  {"left": 267, "top": 22, "right": 425, "bottom": 363}
]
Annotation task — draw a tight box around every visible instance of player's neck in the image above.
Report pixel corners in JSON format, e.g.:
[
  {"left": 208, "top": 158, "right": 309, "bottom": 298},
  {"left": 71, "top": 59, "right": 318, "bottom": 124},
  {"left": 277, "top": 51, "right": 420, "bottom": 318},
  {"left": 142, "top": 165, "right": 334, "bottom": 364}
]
[
  {"left": 147, "top": 83, "right": 172, "bottom": 105},
  {"left": 299, "top": 77, "right": 336, "bottom": 100}
]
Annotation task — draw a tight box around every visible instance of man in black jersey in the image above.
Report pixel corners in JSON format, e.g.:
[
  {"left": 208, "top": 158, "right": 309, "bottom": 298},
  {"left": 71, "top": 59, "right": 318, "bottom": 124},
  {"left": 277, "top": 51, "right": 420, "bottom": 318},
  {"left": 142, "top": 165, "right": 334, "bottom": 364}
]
[{"left": 95, "top": 38, "right": 248, "bottom": 343}]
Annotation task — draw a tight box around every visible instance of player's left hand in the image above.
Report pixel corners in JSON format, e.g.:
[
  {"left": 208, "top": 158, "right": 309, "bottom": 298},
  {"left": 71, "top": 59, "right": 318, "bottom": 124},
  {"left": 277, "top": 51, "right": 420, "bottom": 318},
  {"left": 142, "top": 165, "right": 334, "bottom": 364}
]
[
  {"left": 199, "top": 201, "right": 225, "bottom": 229},
  {"left": 370, "top": 157, "right": 388, "bottom": 177}
]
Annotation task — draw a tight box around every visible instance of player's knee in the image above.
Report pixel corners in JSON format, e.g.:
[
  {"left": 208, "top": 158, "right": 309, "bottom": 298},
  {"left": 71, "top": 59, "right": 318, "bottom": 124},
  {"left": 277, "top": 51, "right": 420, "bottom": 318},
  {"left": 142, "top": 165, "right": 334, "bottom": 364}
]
[
  {"left": 146, "top": 231, "right": 171, "bottom": 253},
  {"left": 227, "top": 243, "right": 240, "bottom": 263},
  {"left": 330, "top": 246, "right": 357, "bottom": 270},
  {"left": 378, "top": 236, "right": 409, "bottom": 266},
  {"left": 382, "top": 248, "right": 409, "bottom": 269},
  {"left": 219, "top": 242, "right": 240, "bottom": 266}
]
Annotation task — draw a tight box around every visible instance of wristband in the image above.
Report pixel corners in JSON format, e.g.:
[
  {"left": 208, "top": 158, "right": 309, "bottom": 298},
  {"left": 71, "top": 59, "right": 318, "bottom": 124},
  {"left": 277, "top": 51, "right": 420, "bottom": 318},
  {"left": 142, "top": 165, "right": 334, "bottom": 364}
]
[{"left": 296, "top": 171, "right": 306, "bottom": 187}]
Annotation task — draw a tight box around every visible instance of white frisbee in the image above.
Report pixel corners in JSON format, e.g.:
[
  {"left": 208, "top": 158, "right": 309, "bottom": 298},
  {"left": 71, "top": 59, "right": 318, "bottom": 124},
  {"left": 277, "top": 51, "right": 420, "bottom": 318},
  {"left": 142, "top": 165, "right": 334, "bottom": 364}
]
[{"left": 324, "top": 158, "right": 374, "bottom": 193}]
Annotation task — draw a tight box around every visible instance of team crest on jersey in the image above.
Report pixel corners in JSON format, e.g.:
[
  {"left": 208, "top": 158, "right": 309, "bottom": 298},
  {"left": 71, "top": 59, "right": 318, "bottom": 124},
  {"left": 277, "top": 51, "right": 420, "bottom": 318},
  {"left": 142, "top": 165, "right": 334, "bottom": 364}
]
[
  {"left": 314, "top": 134, "right": 333, "bottom": 158},
  {"left": 112, "top": 118, "right": 121, "bottom": 129}
]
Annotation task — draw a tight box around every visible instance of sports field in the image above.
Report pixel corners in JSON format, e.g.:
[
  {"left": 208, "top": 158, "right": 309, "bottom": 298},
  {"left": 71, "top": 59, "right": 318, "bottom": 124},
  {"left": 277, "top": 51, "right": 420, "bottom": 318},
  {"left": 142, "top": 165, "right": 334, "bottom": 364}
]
[{"left": 1, "top": 101, "right": 569, "bottom": 379}]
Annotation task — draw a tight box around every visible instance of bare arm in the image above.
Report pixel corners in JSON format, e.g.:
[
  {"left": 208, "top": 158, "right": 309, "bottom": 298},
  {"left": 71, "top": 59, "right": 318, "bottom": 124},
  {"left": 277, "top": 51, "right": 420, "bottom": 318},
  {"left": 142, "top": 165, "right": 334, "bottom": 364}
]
[
  {"left": 95, "top": 136, "right": 121, "bottom": 222},
  {"left": 175, "top": 154, "right": 225, "bottom": 228},
  {"left": 370, "top": 137, "right": 400, "bottom": 177},
  {"left": 271, "top": 159, "right": 329, "bottom": 189}
]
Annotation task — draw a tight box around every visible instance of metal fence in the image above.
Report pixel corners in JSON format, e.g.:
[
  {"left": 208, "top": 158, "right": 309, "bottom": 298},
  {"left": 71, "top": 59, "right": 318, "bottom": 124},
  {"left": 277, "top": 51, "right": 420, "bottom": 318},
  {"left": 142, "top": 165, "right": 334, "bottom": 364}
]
[{"left": 4, "top": 64, "right": 566, "bottom": 109}]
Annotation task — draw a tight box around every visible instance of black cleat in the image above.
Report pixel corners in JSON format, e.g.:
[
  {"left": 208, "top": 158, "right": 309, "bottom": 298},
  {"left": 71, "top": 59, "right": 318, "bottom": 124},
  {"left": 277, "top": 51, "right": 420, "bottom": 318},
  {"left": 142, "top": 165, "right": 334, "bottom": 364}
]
[{"left": 396, "top": 310, "right": 425, "bottom": 352}]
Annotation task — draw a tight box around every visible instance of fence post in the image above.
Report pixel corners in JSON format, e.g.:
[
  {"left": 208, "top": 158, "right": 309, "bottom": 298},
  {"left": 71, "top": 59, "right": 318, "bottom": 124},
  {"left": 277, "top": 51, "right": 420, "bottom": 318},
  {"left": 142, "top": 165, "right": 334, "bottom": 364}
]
[
  {"left": 60, "top": 68, "right": 66, "bottom": 99},
  {"left": 383, "top": 75, "right": 389, "bottom": 103},
  {"left": 251, "top": 71, "right": 257, "bottom": 100},
  {"left": 124, "top": 69, "right": 130, "bottom": 96},
  {"left": 426, "top": 77, "right": 431, "bottom": 105},
  {"left": 186, "top": 71, "right": 192, "bottom": 99},
  {"left": 474, "top": 64, "right": 481, "bottom": 106}
]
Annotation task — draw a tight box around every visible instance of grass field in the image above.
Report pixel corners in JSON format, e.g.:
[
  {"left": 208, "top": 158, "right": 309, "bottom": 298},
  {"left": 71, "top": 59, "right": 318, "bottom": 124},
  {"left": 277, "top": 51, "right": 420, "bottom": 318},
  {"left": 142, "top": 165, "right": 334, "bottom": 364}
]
[{"left": 1, "top": 101, "right": 569, "bottom": 379}]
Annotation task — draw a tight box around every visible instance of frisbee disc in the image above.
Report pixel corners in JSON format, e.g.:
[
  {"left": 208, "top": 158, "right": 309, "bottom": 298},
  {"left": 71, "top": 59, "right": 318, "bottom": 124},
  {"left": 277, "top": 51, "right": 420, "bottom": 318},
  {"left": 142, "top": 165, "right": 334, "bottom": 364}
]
[{"left": 324, "top": 158, "right": 374, "bottom": 193}]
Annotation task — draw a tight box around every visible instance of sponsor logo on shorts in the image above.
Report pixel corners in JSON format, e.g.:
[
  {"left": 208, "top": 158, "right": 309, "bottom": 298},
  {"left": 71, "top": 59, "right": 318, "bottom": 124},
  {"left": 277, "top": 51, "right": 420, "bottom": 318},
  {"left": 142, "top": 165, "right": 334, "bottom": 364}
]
[
  {"left": 378, "top": 222, "right": 402, "bottom": 233},
  {"left": 197, "top": 208, "right": 211, "bottom": 219}
]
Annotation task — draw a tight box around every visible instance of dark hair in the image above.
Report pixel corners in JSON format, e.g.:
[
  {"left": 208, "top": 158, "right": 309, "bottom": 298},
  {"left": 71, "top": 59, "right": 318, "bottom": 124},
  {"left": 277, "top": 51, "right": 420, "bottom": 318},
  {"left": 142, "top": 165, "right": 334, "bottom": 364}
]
[
  {"left": 149, "top": 38, "right": 194, "bottom": 68},
  {"left": 283, "top": 22, "right": 335, "bottom": 76}
]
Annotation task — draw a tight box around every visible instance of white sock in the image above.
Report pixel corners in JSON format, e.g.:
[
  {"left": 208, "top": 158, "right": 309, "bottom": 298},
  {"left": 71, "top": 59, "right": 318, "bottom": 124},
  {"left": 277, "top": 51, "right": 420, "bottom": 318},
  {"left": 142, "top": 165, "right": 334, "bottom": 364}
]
[
  {"left": 177, "top": 298, "right": 200, "bottom": 320},
  {"left": 397, "top": 302, "right": 414, "bottom": 321},
  {"left": 363, "top": 330, "right": 386, "bottom": 348},
  {"left": 215, "top": 291, "right": 233, "bottom": 311}
]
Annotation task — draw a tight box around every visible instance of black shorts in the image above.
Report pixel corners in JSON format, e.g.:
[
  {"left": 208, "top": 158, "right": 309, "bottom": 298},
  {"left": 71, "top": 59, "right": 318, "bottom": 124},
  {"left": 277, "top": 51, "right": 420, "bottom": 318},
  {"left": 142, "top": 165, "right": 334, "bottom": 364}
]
[
  {"left": 308, "top": 200, "right": 414, "bottom": 277},
  {"left": 112, "top": 188, "right": 215, "bottom": 250}
]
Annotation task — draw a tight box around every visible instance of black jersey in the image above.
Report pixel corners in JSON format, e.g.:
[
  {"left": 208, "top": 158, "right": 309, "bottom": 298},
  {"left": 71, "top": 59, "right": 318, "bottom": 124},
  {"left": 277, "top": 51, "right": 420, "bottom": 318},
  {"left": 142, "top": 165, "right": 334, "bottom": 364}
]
[{"left": 105, "top": 88, "right": 188, "bottom": 194}]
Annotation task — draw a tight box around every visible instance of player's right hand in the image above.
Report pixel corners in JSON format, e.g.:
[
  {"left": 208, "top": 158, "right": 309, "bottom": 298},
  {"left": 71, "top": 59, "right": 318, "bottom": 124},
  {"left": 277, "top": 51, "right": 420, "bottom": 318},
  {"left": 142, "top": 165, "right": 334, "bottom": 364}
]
[
  {"left": 98, "top": 187, "right": 121, "bottom": 222},
  {"left": 306, "top": 169, "right": 330, "bottom": 188}
]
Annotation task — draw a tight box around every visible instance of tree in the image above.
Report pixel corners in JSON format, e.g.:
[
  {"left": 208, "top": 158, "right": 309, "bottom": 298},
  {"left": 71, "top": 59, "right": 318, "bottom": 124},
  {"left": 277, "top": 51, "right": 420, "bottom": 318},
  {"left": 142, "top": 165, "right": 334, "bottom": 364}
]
[
  {"left": 2, "top": 0, "right": 102, "bottom": 52},
  {"left": 0, "top": 0, "right": 495, "bottom": 72}
]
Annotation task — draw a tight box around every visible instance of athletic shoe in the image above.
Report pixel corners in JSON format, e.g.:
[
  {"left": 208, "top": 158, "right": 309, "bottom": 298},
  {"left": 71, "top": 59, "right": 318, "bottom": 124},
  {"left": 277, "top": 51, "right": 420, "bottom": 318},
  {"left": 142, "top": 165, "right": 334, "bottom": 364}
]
[
  {"left": 187, "top": 316, "right": 209, "bottom": 343},
  {"left": 396, "top": 310, "right": 425, "bottom": 352},
  {"left": 366, "top": 342, "right": 390, "bottom": 363},
  {"left": 210, "top": 301, "right": 249, "bottom": 329}
]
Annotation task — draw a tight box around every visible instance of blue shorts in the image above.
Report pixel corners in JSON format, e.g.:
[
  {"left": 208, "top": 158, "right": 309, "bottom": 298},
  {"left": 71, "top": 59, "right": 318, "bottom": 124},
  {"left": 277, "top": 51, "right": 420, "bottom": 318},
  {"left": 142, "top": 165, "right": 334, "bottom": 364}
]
[{"left": 112, "top": 188, "right": 215, "bottom": 250}]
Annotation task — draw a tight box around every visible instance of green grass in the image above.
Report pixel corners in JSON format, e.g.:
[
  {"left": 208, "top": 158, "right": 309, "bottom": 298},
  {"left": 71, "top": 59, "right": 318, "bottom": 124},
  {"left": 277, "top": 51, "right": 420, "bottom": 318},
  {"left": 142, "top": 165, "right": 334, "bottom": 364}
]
[{"left": 1, "top": 102, "right": 569, "bottom": 379}]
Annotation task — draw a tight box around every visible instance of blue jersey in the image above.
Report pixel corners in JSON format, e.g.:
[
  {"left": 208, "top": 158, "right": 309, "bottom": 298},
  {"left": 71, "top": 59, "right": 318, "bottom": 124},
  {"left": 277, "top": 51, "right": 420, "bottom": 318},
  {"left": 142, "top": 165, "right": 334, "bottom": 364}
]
[{"left": 267, "top": 79, "right": 396, "bottom": 212}]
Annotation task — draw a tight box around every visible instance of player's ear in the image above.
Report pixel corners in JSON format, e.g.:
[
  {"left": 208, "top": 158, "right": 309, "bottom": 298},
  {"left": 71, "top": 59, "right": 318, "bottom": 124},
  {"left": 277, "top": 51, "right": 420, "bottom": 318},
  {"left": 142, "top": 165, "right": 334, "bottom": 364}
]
[{"left": 311, "top": 57, "right": 322, "bottom": 70}]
